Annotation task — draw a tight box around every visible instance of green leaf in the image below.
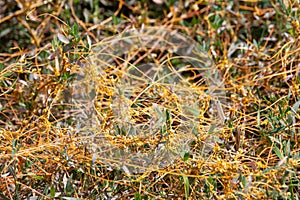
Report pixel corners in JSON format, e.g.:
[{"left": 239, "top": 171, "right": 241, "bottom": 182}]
[
  {"left": 279, "top": 0, "right": 289, "bottom": 15},
  {"left": 268, "top": 136, "right": 280, "bottom": 144},
  {"left": 50, "top": 185, "right": 56, "bottom": 198},
  {"left": 166, "top": 109, "right": 171, "bottom": 126},
  {"left": 284, "top": 139, "right": 291, "bottom": 156},
  {"left": 268, "top": 126, "right": 285, "bottom": 134},
  {"left": 273, "top": 146, "right": 283, "bottom": 159},
  {"left": 32, "top": 175, "right": 44, "bottom": 181},
  {"left": 156, "top": 106, "right": 164, "bottom": 121},
  {"left": 253, "top": 39, "right": 259, "bottom": 49},
  {"left": 183, "top": 152, "right": 190, "bottom": 162},
  {"left": 183, "top": 175, "right": 190, "bottom": 199},
  {"left": 112, "top": 15, "right": 118, "bottom": 25},
  {"left": 134, "top": 192, "right": 141, "bottom": 200},
  {"left": 208, "top": 124, "right": 217, "bottom": 135},
  {"left": 240, "top": 175, "right": 246, "bottom": 188},
  {"left": 184, "top": 106, "right": 200, "bottom": 117},
  {"left": 72, "top": 22, "right": 79, "bottom": 37},
  {"left": 292, "top": 100, "right": 300, "bottom": 114}
]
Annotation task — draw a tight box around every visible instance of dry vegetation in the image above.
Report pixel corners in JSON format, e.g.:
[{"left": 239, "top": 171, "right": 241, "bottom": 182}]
[{"left": 0, "top": 0, "right": 300, "bottom": 199}]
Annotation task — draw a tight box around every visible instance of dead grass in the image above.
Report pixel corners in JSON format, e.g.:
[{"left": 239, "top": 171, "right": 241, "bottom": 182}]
[{"left": 0, "top": 0, "right": 300, "bottom": 199}]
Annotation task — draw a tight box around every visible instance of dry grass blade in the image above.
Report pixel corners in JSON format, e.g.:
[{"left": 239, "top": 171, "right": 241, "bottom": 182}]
[{"left": 0, "top": 0, "right": 300, "bottom": 199}]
